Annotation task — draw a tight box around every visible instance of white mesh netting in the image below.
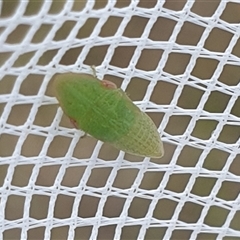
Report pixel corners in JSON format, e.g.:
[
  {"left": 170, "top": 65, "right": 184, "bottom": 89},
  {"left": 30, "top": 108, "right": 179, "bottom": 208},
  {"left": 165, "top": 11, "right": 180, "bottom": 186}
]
[{"left": 0, "top": 0, "right": 240, "bottom": 239}]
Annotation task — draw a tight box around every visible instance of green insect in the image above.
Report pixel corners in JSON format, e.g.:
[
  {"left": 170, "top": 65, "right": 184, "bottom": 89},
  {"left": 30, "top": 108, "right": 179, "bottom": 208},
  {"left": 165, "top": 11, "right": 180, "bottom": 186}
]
[{"left": 53, "top": 73, "right": 164, "bottom": 158}]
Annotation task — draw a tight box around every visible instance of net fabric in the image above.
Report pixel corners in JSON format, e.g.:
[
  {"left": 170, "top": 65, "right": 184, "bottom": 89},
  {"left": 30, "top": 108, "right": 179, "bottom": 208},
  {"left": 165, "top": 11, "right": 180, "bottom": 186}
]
[{"left": 0, "top": 0, "right": 240, "bottom": 239}]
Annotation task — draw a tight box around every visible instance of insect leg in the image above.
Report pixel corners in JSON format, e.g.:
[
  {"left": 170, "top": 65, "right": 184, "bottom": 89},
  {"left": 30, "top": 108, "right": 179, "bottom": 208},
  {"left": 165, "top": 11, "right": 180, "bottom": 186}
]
[{"left": 101, "top": 80, "right": 117, "bottom": 89}]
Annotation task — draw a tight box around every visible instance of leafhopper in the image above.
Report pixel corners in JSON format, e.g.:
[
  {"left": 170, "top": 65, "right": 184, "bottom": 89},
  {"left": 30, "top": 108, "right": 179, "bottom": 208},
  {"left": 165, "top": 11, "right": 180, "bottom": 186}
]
[{"left": 54, "top": 73, "right": 164, "bottom": 158}]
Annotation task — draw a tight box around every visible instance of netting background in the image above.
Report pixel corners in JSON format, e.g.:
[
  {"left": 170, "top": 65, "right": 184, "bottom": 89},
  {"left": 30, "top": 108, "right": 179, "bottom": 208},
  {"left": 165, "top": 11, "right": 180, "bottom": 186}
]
[{"left": 0, "top": 0, "right": 240, "bottom": 239}]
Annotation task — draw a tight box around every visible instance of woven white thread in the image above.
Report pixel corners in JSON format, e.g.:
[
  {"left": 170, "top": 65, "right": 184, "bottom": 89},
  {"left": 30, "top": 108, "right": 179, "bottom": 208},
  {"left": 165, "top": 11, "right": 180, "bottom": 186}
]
[{"left": 0, "top": 1, "right": 240, "bottom": 239}]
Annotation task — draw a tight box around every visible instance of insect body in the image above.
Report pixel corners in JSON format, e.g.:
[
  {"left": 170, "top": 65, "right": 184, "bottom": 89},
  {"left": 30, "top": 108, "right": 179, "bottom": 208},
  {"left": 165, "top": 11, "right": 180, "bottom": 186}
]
[{"left": 54, "top": 73, "right": 164, "bottom": 158}]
